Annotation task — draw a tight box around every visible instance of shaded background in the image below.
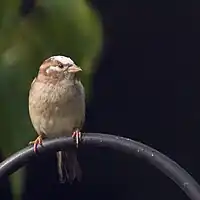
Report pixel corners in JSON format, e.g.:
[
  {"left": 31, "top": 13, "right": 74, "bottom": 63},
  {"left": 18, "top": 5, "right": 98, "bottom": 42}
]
[{"left": 0, "top": 0, "right": 200, "bottom": 200}]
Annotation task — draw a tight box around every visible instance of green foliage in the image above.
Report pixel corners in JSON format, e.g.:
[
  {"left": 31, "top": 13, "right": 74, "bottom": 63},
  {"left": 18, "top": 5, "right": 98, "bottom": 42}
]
[{"left": 0, "top": 0, "right": 102, "bottom": 198}]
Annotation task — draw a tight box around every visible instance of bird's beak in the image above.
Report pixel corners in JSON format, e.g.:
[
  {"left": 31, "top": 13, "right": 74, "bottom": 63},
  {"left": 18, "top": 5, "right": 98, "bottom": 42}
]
[{"left": 68, "top": 65, "right": 82, "bottom": 73}]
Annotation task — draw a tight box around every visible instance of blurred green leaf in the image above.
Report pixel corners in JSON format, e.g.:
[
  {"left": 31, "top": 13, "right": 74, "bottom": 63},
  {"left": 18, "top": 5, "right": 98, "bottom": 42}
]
[{"left": 0, "top": 0, "right": 102, "bottom": 198}]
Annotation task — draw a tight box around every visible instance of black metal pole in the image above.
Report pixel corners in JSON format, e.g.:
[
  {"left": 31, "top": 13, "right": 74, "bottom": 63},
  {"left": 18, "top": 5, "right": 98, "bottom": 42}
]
[{"left": 0, "top": 133, "right": 200, "bottom": 200}]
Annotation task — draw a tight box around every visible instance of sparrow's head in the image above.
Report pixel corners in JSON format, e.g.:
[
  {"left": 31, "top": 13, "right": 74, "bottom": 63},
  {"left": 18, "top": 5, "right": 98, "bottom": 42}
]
[{"left": 38, "top": 55, "right": 82, "bottom": 82}]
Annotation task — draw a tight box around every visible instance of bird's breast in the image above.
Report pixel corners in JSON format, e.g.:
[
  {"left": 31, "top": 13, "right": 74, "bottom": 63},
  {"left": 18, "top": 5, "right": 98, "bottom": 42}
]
[{"left": 29, "top": 80, "right": 85, "bottom": 137}]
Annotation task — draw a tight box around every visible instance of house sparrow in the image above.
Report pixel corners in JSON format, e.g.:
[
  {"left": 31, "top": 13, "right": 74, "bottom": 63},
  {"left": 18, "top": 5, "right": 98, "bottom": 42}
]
[{"left": 28, "top": 55, "right": 85, "bottom": 183}]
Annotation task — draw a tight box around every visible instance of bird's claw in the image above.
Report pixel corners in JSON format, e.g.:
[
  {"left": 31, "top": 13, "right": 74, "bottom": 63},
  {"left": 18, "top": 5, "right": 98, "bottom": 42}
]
[
  {"left": 29, "top": 135, "right": 43, "bottom": 152},
  {"left": 72, "top": 130, "right": 82, "bottom": 148}
]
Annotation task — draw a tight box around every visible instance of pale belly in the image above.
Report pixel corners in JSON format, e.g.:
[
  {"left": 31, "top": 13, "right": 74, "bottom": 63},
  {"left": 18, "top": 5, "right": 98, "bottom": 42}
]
[
  {"left": 29, "top": 80, "right": 85, "bottom": 138},
  {"left": 34, "top": 111, "right": 83, "bottom": 138}
]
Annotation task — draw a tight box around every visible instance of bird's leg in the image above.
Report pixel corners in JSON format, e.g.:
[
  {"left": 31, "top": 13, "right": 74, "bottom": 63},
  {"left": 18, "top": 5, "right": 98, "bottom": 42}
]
[
  {"left": 72, "top": 129, "right": 82, "bottom": 148},
  {"left": 29, "top": 135, "right": 43, "bottom": 152}
]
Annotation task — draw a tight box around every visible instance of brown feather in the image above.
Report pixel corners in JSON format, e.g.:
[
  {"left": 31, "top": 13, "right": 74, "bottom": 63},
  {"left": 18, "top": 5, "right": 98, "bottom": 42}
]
[{"left": 29, "top": 55, "right": 85, "bottom": 183}]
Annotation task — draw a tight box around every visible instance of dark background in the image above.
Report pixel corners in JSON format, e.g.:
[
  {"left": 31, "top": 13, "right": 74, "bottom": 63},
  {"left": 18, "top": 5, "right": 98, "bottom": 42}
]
[{"left": 2, "top": 0, "right": 200, "bottom": 199}]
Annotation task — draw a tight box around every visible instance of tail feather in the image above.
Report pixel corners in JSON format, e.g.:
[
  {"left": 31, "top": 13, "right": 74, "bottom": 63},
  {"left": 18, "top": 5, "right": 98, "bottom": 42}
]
[{"left": 57, "top": 150, "right": 82, "bottom": 183}]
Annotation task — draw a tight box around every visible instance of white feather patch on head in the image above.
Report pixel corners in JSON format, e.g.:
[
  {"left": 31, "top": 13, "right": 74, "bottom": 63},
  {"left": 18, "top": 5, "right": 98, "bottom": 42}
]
[
  {"left": 50, "top": 55, "right": 74, "bottom": 65},
  {"left": 46, "top": 65, "right": 62, "bottom": 74}
]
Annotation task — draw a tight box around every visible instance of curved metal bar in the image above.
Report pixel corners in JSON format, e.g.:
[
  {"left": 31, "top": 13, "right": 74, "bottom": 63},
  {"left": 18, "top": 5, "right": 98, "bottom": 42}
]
[{"left": 0, "top": 133, "right": 199, "bottom": 200}]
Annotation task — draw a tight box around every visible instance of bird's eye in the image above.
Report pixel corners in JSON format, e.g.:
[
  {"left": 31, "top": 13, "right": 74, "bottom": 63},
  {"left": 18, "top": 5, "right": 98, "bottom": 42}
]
[{"left": 58, "top": 64, "right": 64, "bottom": 68}]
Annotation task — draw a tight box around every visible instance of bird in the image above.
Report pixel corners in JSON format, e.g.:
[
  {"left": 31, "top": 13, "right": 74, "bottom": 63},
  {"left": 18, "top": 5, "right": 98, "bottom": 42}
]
[{"left": 28, "top": 55, "right": 85, "bottom": 183}]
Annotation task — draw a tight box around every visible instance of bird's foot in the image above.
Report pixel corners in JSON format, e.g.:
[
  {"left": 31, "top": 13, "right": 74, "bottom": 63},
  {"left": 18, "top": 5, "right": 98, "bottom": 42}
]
[
  {"left": 72, "top": 129, "right": 82, "bottom": 148},
  {"left": 29, "top": 135, "right": 43, "bottom": 152}
]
